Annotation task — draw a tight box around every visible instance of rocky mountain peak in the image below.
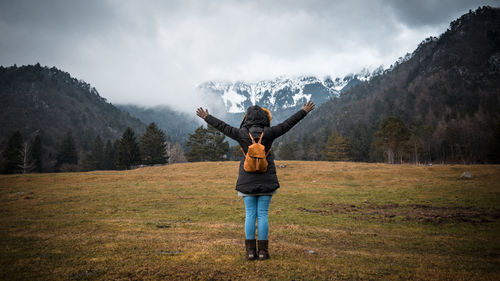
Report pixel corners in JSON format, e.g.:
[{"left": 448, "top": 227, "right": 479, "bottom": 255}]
[{"left": 198, "top": 69, "right": 382, "bottom": 113}]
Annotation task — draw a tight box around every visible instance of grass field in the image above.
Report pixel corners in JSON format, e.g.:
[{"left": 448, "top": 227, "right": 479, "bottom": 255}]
[{"left": 0, "top": 161, "right": 499, "bottom": 280}]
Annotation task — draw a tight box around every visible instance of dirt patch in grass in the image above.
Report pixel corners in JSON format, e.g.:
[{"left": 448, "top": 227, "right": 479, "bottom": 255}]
[{"left": 298, "top": 203, "right": 500, "bottom": 224}]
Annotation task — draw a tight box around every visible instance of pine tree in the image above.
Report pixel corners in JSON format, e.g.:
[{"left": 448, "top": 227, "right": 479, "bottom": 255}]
[
  {"left": 115, "top": 127, "right": 140, "bottom": 169},
  {"left": 185, "top": 126, "right": 209, "bottom": 161},
  {"left": 82, "top": 136, "right": 104, "bottom": 171},
  {"left": 207, "top": 125, "right": 229, "bottom": 161},
  {"left": 349, "top": 125, "right": 371, "bottom": 162},
  {"left": 231, "top": 144, "right": 243, "bottom": 160},
  {"left": 185, "top": 125, "right": 229, "bottom": 161},
  {"left": 140, "top": 122, "right": 168, "bottom": 165},
  {"left": 103, "top": 140, "right": 116, "bottom": 170},
  {"left": 81, "top": 152, "right": 97, "bottom": 171},
  {"left": 278, "top": 142, "right": 297, "bottom": 160},
  {"left": 373, "top": 117, "right": 410, "bottom": 164},
  {"left": 2, "top": 131, "right": 24, "bottom": 174},
  {"left": 91, "top": 135, "right": 104, "bottom": 169},
  {"left": 322, "top": 131, "right": 351, "bottom": 161},
  {"left": 55, "top": 131, "right": 78, "bottom": 169},
  {"left": 30, "top": 134, "right": 43, "bottom": 172}
]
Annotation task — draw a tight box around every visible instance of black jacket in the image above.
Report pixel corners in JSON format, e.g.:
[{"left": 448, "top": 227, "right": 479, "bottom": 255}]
[{"left": 204, "top": 109, "right": 308, "bottom": 194}]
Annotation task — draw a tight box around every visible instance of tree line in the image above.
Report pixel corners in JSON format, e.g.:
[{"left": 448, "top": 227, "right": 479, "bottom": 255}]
[
  {"left": 184, "top": 116, "right": 474, "bottom": 165},
  {"left": 276, "top": 113, "right": 500, "bottom": 164},
  {"left": 1, "top": 122, "right": 237, "bottom": 174},
  {"left": 3, "top": 113, "right": 496, "bottom": 173},
  {"left": 1, "top": 122, "right": 187, "bottom": 174}
]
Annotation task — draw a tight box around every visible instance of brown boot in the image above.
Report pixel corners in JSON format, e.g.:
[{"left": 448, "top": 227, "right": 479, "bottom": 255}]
[
  {"left": 258, "top": 240, "right": 269, "bottom": 260},
  {"left": 245, "top": 239, "right": 257, "bottom": 260}
]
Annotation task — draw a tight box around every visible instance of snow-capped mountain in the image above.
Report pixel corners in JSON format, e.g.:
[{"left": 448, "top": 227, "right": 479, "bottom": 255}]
[{"left": 198, "top": 68, "right": 382, "bottom": 113}]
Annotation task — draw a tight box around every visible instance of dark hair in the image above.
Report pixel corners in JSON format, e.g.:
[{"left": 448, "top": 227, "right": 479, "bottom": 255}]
[{"left": 240, "top": 105, "right": 270, "bottom": 128}]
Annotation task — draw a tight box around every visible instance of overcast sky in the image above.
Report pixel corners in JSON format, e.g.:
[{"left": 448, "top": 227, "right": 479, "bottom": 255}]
[{"left": 0, "top": 0, "right": 497, "bottom": 112}]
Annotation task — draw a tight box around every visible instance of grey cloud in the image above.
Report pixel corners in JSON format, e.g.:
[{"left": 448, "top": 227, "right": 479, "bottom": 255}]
[
  {"left": 0, "top": 0, "right": 497, "bottom": 112},
  {"left": 387, "top": 0, "right": 498, "bottom": 27}
]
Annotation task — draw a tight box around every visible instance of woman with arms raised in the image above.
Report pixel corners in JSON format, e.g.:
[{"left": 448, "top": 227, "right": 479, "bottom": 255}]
[{"left": 195, "top": 101, "right": 315, "bottom": 260}]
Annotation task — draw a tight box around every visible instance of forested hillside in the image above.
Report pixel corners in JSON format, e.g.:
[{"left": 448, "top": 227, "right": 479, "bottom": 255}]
[
  {"left": 280, "top": 6, "right": 500, "bottom": 164},
  {"left": 0, "top": 64, "right": 146, "bottom": 170}
]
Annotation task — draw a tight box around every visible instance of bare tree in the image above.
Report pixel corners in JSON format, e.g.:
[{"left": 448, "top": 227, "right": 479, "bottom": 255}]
[
  {"left": 19, "top": 142, "right": 36, "bottom": 173},
  {"left": 168, "top": 142, "right": 187, "bottom": 164}
]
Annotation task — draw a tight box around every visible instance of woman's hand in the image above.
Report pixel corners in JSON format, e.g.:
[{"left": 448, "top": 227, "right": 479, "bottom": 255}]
[
  {"left": 196, "top": 107, "right": 209, "bottom": 119},
  {"left": 302, "top": 101, "right": 315, "bottom": 113}
]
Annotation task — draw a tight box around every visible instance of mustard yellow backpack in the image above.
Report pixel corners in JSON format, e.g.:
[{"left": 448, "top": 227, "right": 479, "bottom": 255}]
[{"left": 241, "top": 132, "right": 270, "bottom": 173}]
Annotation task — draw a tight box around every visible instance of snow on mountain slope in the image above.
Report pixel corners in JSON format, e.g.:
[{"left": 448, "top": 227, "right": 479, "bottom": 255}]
[{"left": 198, "top": 69, "right": 381, "bottom": 113}]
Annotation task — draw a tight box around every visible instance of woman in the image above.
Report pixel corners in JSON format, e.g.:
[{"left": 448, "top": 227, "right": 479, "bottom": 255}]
[{"left": 196, "top": 101, "right": 315, "bottom": 260}]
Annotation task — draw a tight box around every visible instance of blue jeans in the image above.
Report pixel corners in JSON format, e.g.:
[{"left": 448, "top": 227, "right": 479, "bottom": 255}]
[{"left": 243, "top": 195, "right": 272, "bottom": 240}]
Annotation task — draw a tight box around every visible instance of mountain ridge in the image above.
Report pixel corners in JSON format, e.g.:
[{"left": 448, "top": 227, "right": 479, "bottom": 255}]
[
  {"left": 197, "top": 68, "right": 382, "bottom": 114},
  {"left": 281, "top": 6, "right": 500, "bottom": 163},
  {"left": 0, "top": 64, "right": 147, "bottom": 169}
]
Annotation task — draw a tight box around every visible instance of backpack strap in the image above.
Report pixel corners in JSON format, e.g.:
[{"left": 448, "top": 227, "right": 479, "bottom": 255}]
[
  {"left": 257, "top": 132, "right": 264, "bottom": 144},
  {"left": 242, "top": 130, "right": 259, "bottom": 156},
  {"left": 248, "top": 132, "right": 256, "bottom": 144},
  {"left": 244, "top": 130, "right": 271, "bottom": 156},
  {"left": 242, "top": 147, "right": 271, "bottom": 157},
  {"left": 248, "top": 131, "right": 265, "bottom": 143}
]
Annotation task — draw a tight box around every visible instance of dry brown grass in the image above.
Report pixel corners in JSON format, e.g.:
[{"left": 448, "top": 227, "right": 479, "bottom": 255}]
[{"left": 0, "top": 161, "right": 499, "bottom": 280}]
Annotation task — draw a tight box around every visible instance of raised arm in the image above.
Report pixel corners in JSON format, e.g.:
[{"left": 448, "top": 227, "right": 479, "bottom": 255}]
[
  {"left": 268, "top": 101, "right": 315, "bottom": 139},
  {"left": 196, "top": 107, "right": 240, "bottom": 140}
]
